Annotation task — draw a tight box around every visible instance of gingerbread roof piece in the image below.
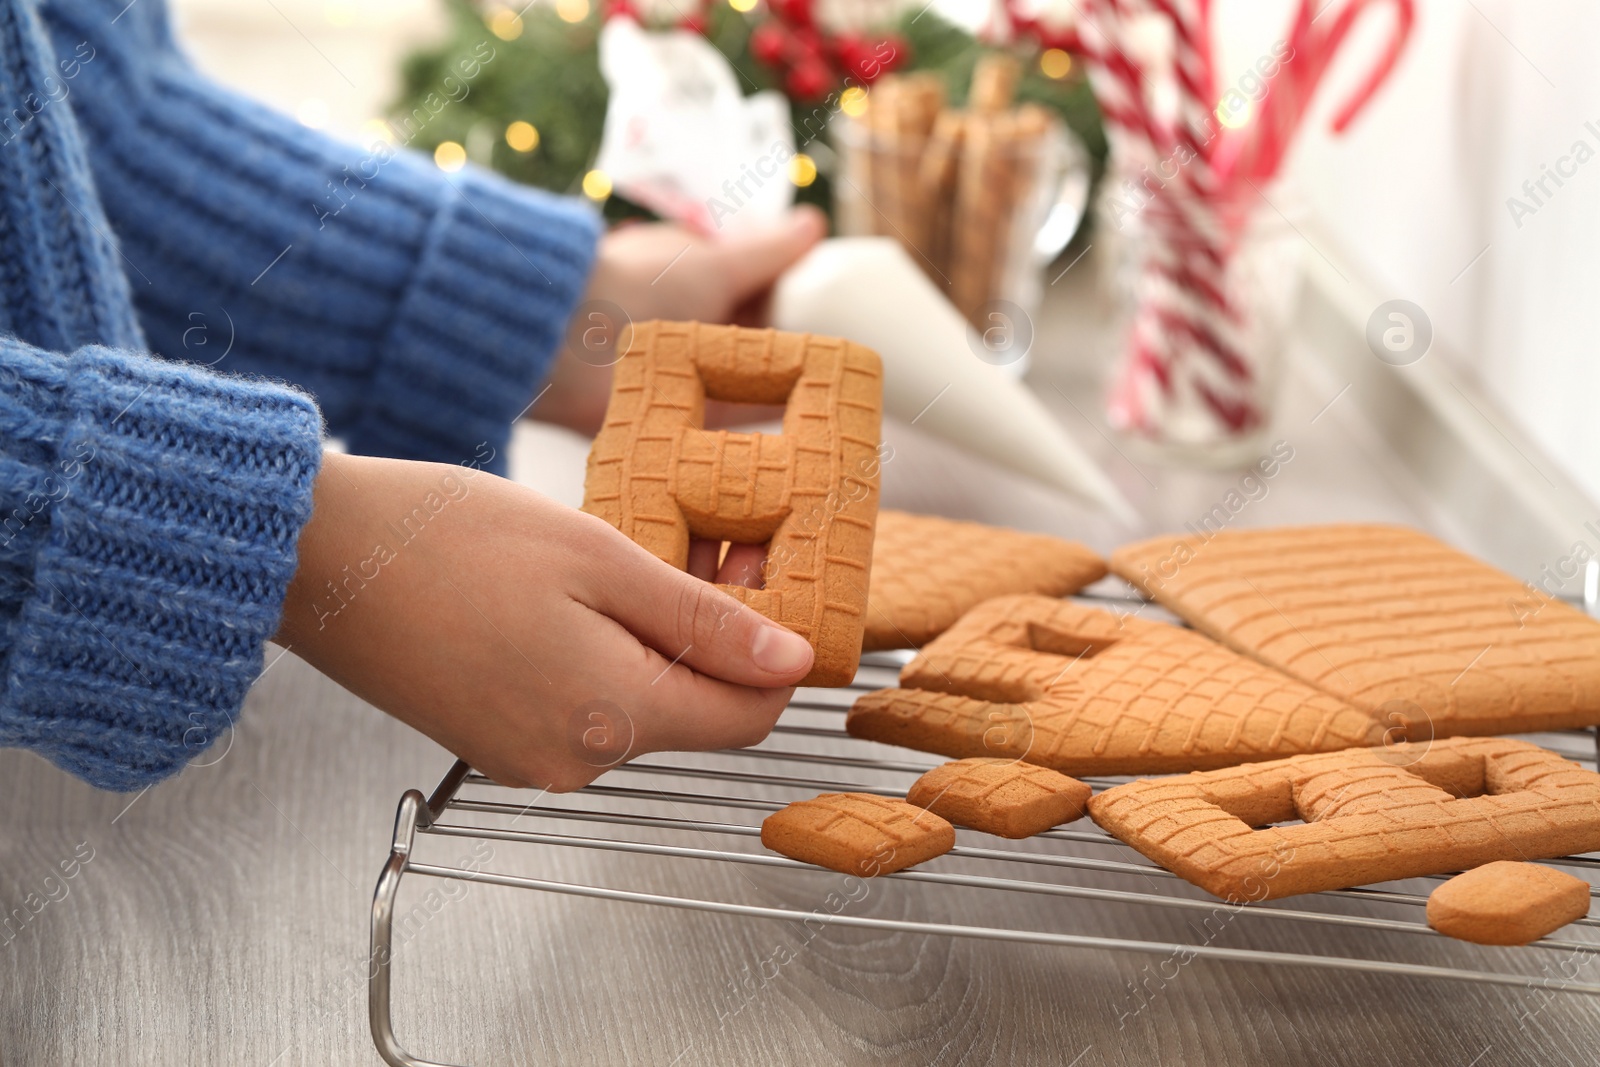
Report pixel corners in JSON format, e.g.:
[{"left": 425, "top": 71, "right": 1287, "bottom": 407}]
[
  {"left": 1089, "top": 737, "right": 1600, "bottom": 901},
  {"left": 863, "top": 510, "right": 1106, "bottom": 651},
  {"left": 848, "top": 595, "right": 1383, "bottom": 776},
  {"left": 582, "top": 321, "right": 883, "bottom": 686},
  {"left": 1111, "top": 524, "right": 1600, "bottom": 737}
]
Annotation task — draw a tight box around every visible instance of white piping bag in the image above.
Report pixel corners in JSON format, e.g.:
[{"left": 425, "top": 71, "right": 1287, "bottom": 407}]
[{"left": 772, "top": 237, "right": 1136, "bottom": 522}]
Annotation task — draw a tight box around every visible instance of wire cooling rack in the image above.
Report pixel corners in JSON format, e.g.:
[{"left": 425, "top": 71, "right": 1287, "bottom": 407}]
[{"left": 368, "top": 584, "right": 1600, "bottom": 1067}]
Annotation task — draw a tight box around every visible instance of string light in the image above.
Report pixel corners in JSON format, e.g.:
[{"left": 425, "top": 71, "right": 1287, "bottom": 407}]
[
  {"left": 582, "top": 169, "right": 613, "bottom": 199},
  {"left": 487, "top": 9, "right": 523, "bottom": 40},
  {"left": 1040, "top": 48, "right": 1072, "bottom": 79},
  {"left": 434, "top": 141, "right": 467, "bottom": 172},
  {"left": 729, "top": 0, "right": 758, "bottom": 11},
  {"left": 788, "top": 153, "right": 817, "bottom": 187},
  {"left": 362, "top": 118, "right": 395, "bottom": 145},
  {"left": 556, "top": 0, "right": 590, "bottom": 22},
  {"left": 839, "top": 86, "right": 868, "bottom": 117},
  {"left": 505, "top": 120, "right": 540, "bottom": 152}
]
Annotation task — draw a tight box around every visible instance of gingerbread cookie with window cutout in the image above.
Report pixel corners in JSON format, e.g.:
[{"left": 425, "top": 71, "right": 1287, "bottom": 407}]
[
  {"left": 582, "top": 321, "right": 883, "bottom": 686},
  {"left": 848, "top": 594, "right": 1383, "bottom": 776},
  {"left": 1089, "top": 738, "right": 1600, "bottom": 901}
]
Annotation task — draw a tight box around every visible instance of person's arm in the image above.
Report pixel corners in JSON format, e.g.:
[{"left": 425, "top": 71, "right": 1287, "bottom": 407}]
[
  {"left": 0, "top": 335, "right": 812, "bottom": 793},
  {"left": 42, "top": 0, "right": 599, "bottom": 474},
  {"left": 0, "top": 337, "right": 323, "bottom": 790}
]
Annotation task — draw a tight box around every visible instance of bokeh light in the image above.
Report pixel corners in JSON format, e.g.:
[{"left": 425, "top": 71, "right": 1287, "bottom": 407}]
[{"left": 434, "top": 141, "right": 467, "bottom": 172}]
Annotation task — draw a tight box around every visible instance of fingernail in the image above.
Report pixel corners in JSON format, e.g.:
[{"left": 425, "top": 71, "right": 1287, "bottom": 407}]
[{"left": 751, "top": 625, "right": 813, "bottom": 675}]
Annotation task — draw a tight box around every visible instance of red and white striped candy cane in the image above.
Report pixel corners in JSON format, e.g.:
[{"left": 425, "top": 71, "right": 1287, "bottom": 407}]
[{"left": 1081, "top": 0, "right": 1266, "bottom": 445}]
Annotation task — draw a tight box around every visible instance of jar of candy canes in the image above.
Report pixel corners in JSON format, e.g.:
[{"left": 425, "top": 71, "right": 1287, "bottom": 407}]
[{"left": 1097, "top": 169, "right": 1304, "bottom": 467}]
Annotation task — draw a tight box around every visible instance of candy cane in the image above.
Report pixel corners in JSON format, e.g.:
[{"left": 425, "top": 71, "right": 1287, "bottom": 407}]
[{"left": 1081, "top": 0, "right": 1270, "bottom": 444}]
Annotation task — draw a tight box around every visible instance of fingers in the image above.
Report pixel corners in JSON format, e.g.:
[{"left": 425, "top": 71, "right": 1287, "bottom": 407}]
[
  {"left": 713, "top": 205, "right": 827, "bottom": 306},
  {"left": 560, "top": 607, "right": 791, "bottom": 773},
  {"left": 716, "top": 543, "right": 766, "bottom": 588},
  {"left": 687, "top": 538, "right": 720, "bottom": 582},
  {"left": 633, "top": 663, "right": 793, "bottom": 754},
  {"left": 688, "top": 541, "right": 768, "bottom": 587},
  {"left": 583, "top": 524, "right": 813, "bottom": 687},
  {"left": 466, "top": 594, "right": 795, "bottom": 792}
]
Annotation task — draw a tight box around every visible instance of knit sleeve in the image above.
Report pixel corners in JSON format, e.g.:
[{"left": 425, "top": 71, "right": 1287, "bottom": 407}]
[
  {"left": 41, "top": 0, "right": 601, "bottom": 476},
  {"left": 0, "top": 337, "right": 323, "bottom": 790}
]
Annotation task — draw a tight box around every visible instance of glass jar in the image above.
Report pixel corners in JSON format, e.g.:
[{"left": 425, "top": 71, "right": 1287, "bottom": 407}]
[
  {"left": 831, "top": 108, "right": 1090, "bottom": 346},
  {"left": 1097, "top": 170, "right": 1304, "bottom": 466}
]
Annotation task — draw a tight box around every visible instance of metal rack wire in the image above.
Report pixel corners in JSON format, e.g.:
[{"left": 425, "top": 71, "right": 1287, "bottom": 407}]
[{"left": 368, "top": 586, "right": 1600, "bottom": 1067}]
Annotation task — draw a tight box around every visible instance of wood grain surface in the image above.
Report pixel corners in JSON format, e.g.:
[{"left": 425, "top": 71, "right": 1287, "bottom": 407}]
[{"left": 3, "top": 269, "right": 1597, "bottom": 1066}]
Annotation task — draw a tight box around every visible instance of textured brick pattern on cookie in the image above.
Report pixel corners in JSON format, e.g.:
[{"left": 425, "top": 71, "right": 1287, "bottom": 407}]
[
  {"left": 1110, "top": 524, "right": 1600, "bottom": 736},
  {"left": 1088, "top": 738, "right": 1600, "bottom": 901},
  {"left": 847, "top": 595, "right": 1381, "bottom": 776},
  {"left": 582, "top": 321, "right": 883, "bottom": 686},
  {"left": 760, "top": 793, "right": 955, "bottom": 876},
  {"left": 863, "top": 511, "right": 1106, "bottom": 651},
  {"left": 907, "top": 758, "right": 1092, "bottom": 838},
  {"left": 1426, "top": 861, "right": 1591, "bottom": 945}
]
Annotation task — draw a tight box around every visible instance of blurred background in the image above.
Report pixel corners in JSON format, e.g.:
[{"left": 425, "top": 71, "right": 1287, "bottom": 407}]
[{"left": 166, "top": 0, "right": 1598, "bottom": 515}]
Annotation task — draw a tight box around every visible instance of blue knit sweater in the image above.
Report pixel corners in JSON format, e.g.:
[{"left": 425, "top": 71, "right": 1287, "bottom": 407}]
[{"left": 0, "top": 0, "right": 601, "bottom": 790}]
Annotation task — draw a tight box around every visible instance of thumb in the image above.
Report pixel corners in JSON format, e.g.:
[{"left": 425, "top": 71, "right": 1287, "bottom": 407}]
[
  {"left": 585, "top": 526, "right": 815, "bottom": 687},
  {"left": 714, "top": 205, "right": 827, "bottom": 305}
]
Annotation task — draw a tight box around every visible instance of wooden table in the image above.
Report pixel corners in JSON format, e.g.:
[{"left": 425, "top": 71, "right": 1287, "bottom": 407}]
[{"left": 4, "top": 265, "right": 1596, "bottom": 1067}]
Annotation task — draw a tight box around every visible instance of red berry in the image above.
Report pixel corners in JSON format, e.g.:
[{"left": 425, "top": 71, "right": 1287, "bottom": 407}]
[
  {"left": 770, "top": 0, "right": 813, "bottom": 28},
  {"left": 786, "top": 61, "right": 832, "bottom": 100},
  {"left": 844, "top": 35, "right": 905, "bottom": 82},
  {"left": 750, "top": 23, "right": 789, "bottom": 67},
  {"left": 679, "top": 13, "right": 706, "bottom": 34},
  {"left": 830, "top": 32, "right": 865, "bottom": 62},
  {"left": 875, "top": 35, "right": 908, "bottom": 72},
  {"left": 790, "top": 25, "right": 825, "bottom": 56}
]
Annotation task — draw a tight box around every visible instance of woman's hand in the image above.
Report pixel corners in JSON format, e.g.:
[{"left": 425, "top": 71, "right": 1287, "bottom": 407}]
[
  {"left": 586, "top": 205, "right": 826, "bottom": 326},
  {"left": 275, "top": 452, "right": 813, "bottom": 791},
  {"left": 533, "top": 206, "right": 827, "bottom": 435}
]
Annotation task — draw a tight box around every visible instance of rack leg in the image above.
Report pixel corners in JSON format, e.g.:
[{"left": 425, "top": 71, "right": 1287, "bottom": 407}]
[{"left": 370, "top": 791, "right": 460, "bottom": 1067}]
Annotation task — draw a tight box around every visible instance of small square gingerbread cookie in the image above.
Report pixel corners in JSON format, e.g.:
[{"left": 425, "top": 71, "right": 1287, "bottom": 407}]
[
  {"left": 907, "top": 758, "right": 1092, "bottom": 838},
  {"left": 1427, "top": 861, "right": 1591, "bottom": 945},
  {"left": 761, "top": 793, "right": 954, "bottom": 876}
]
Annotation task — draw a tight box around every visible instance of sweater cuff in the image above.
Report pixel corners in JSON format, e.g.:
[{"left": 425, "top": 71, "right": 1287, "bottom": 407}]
[
  {"left": 348, "top": 166, "right": 602, "bottom": 476},
  {"left": 0, "top": 344, "right": 323, "bottom": 790}
]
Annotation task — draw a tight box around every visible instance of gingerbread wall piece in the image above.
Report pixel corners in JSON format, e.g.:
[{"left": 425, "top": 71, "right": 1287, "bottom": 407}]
[
  {"left": 863, "top": 511, "right": 1106, "bottom": 651},
  {"left": 847, "top": 594, "right": 1383, "bottom": 776},
  {"left": 761, "top": 792, "right": 955, "bottom": 876},
  {"left": 1088, "top": 737, "right": 1600, "bottom": 902},
  {"left": 582, "top": 321, "right": 884, "bottom": 686},
  {"left": 1111, "top": 524, "right": 1600, "bottom": 736}
]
